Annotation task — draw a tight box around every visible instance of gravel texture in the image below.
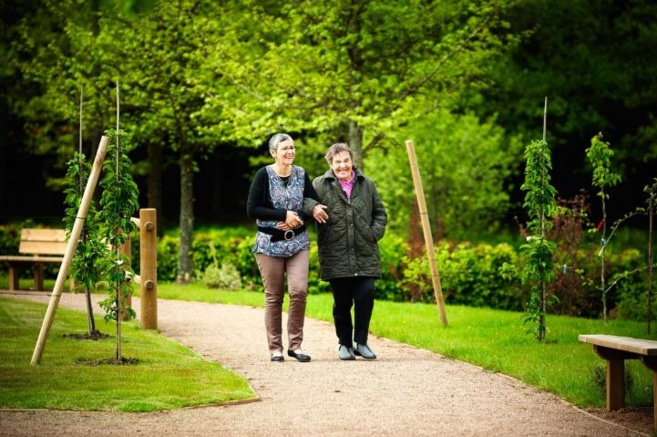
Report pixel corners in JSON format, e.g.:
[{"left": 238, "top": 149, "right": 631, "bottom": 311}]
[{"left": 0, "top": 292, "right": 651, "bottom": 436}]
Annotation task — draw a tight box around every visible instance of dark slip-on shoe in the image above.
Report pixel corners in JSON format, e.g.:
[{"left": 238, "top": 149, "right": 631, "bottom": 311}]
[{"left": 287, "top": 349, "right": 311, "bottom": 362}]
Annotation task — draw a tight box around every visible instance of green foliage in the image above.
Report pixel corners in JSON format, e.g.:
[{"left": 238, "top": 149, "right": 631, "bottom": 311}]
[
  {"left": 519, "top": 138, "right": 557, "bottom": 340},
  {"left": 586, "top": 133, "right": 621, "bottom": 200},
  {"left": 98, "top": 130, "right": 139, "bottom": 251},
  {"left": 202, "top": 263, "right": 242, "bottom": 291},
  {"left": 367, "top": 110, "right": 522, "bottom": 239},
  {"left": 613, "top": 248, "right": 653, "bottom": 321},
  {"left": 402, "top": 242, "right": 523, "bottom": 310},
  {"left": 222, "top": 0, "right": 517, "bottom": 166},
  {"left": 63, "top": 152, "right": 109, "bottom": 294},
  {"left": 201, "top": 241, "right": 242, "bottom": 290},
  {"left": 590, "top": 363, "right": 634, "bottom": 398},
  {"left": 374, "top": 234, "right": 409, "bottom": 301},
  {"left": 0, "top": 223, "right": 21, "bottom": 258},
  {"left": 522, "top": 140, "right": 557, "bottom": 233}
]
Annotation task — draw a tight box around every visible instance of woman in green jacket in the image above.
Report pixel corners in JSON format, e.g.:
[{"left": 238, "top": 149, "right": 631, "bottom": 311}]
[{"left": 312, "top": 143, "right": 387, "bottom": 360}]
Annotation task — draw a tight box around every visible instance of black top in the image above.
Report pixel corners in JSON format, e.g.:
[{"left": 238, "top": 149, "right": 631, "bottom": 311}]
[{"left": 247, "top": 166, "right": 320, "bottom": 221}]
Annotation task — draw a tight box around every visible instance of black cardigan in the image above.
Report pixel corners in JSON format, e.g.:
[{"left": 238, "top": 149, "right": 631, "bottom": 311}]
[{"left": 246, "top": 166, "right": 320, "bottom": 222}]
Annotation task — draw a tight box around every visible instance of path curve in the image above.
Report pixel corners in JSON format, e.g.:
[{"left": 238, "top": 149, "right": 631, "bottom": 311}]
[{"left": 0, "top": 293, "right": 648, "bottom": 436}]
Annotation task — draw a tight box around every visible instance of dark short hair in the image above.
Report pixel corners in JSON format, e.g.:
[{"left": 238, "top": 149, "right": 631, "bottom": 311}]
[
  {"left": 325, "top": 143, "right": 353, "bottom": 164},
  {"left": 268, "top": 133, "right": 293, "bottom": 151}
]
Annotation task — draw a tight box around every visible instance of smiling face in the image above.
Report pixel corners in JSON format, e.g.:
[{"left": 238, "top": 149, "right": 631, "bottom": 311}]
[
  {"left": 331, "top": 150, "right": 353, "bottom": 181},
  {"left": 270, "top": 138, "right": 296, "bottom": 165}
]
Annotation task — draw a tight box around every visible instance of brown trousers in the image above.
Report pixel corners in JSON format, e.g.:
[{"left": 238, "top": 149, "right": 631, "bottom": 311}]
[{"left": 255, "top": 250, "right": 309, "bottom": 352}]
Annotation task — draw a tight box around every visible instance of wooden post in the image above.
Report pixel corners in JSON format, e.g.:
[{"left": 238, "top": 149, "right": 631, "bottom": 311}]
[
  {"left": 8, "top": 266, "right": 19, "bottom": 290},
  {"left": 654, "top": 372, "right": 657, "bottom": 431},
  {"left": 140, "top": 208, "right": 157, "bottom": 329},
  {"left": 405, "top": 139, "right": 448, "bottom": 326},
  {"left": 33, "top": 263, "right": 44, "bottom": 291},
  {"left": 119, "top": 236, "right": 132, "bottom": 321},
  {"left": 31, "top": 136, "right": 110, "bottom": 365},
  {"left": 606, "top": 359, "right": 625, "bottom": 410}
]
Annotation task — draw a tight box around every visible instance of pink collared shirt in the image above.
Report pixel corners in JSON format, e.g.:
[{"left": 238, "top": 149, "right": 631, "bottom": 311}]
[{"left": 338, "top": 171, "right": 356, "bottom": 200}]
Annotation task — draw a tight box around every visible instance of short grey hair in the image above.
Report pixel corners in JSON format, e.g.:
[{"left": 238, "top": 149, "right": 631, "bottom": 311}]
[
  {"left": 268, "top": 133, "right": 293, "bottom": 151},
  {"left": 325, "top": 143, "right": 353, "bottom": 164}
]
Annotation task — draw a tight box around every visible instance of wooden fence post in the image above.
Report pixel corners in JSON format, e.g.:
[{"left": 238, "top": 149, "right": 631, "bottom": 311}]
[
  {"left": 31, "top": 136, "right": 110, "bottom": 365},
  {"left": 139, "top": 208, "right": 157, "bottom": 329},
  {"left": 405, "top": 139, "right": 449, "bottom": 326}
]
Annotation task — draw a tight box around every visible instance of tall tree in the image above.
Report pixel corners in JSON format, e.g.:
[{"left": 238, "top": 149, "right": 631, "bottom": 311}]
[{"left": 220, "top": 0, "right": 518, "bottom": 168}]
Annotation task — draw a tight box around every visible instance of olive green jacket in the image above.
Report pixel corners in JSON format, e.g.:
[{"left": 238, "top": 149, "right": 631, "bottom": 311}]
[{"left": 312, "top": 168, "right": 387, "bottom": 280}]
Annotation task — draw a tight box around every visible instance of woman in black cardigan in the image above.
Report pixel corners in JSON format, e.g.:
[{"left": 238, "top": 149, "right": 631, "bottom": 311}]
[{"left": 247, "top": 133, "right": 328, "bottom": 362}]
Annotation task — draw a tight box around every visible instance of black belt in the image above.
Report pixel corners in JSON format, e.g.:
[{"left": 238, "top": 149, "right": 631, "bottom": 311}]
[{"left": 258, "top": 225, "right": 307, "bottom": 242}]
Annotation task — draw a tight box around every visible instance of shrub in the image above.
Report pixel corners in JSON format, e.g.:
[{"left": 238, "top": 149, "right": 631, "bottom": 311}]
[
  {"left": 402, "top": 242, "right": 523, "bottom": 310},
  {"left": 202, "top": 262, "right": 242, "bottom": 290}
]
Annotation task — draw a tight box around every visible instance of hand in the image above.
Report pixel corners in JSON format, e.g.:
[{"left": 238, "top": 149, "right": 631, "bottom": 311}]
[
  {"left": 285, "top": 211, "right": 303, "bottom": 228},
  {"left": 312, "top": 204, "right": 329, "bottom": 224},
  {"left": 276, "top": 221, "right": 292, "bottom": 231}
]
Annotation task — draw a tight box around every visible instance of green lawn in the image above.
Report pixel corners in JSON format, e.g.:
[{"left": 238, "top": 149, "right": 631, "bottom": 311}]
[
  {"left": 155, "top": 282, "right": 654, "bottom": 409},
  {"left": 0, "top": 296, "right": 255, "bottom": 412}
]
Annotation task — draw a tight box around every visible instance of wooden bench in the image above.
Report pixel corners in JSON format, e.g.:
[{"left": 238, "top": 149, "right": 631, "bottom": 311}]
[
  {"left": 579, "top": 334, "right": 657, "bottom": 429},
  {"left": 0, "top": 228, "right": 66, "bottom": 291}
]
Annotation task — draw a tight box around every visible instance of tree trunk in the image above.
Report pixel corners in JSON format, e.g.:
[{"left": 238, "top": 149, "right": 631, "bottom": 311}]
[
  {"left": 84, "top": 287, "right": 96, "bottom": 335},
  {"left": 349, "top": 121, "right": 364, "bottom": 169},
  {"left": 147, "top": 142, "right": 164, "bottom": 236},
  {"left": 211, "top": 153, "right": 222, "bottom": 221},
  {"left": 346, "top": 7, "right": 364, "bottom": 170},
  {"left": 178, "top": 153, "right": 194, "bottom": 283},
  {"left": 116, "top": 280, "right": 122, "bottom": 360}
]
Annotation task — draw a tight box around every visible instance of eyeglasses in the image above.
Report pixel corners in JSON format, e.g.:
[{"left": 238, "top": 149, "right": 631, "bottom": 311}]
[{"left": 278, "top": 146, "right": 296, "bottom": 152}]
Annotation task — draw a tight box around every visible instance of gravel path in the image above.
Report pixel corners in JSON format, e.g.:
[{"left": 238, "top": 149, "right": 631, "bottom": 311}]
[{"left": 0, "top": 293, "right": 650, "bottom": 436}]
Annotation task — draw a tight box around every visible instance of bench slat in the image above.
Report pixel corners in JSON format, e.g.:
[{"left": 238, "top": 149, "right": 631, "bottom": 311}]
[
  {"left": 579, "top": 334, "right": 657, "bottom": 356},
  {"left": 19, "top": 241, "right": 68, "bottom": 255},
  {"left": 0, "top": 255, "right": 64, "bottom": 263},
  {"left": 21, "top": 229, "right": 67, "bottom": 242}
]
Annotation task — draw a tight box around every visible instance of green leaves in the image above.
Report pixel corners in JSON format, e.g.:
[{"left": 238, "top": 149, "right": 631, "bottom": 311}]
[
  {"left": 63, "top": 152, "right": 109, "bottom": 294},
  {"left": 98, "top": 129, "right": 139, "bottom": 249},
  {"left": 223, "top": 0, "right": 516, "bottom": 161},
  {"left": 521, "top": 139, "right": 557, "bottom": 234},
  {"left": 586, "top": 133, "right": 621, "bottom": 199}
]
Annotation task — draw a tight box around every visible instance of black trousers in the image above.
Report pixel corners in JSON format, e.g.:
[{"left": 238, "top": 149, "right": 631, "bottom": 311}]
[{"left": 329, "top": 277, "right": 375, "bottom": 347}]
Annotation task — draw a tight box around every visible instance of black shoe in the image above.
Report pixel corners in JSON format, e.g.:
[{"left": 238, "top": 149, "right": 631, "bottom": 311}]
[
  {"left": 287, "top": 349, "right": 311, "bottom": 362},
  {"left": 271, "top": 351, "right": 284, "bottom": 362}
]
